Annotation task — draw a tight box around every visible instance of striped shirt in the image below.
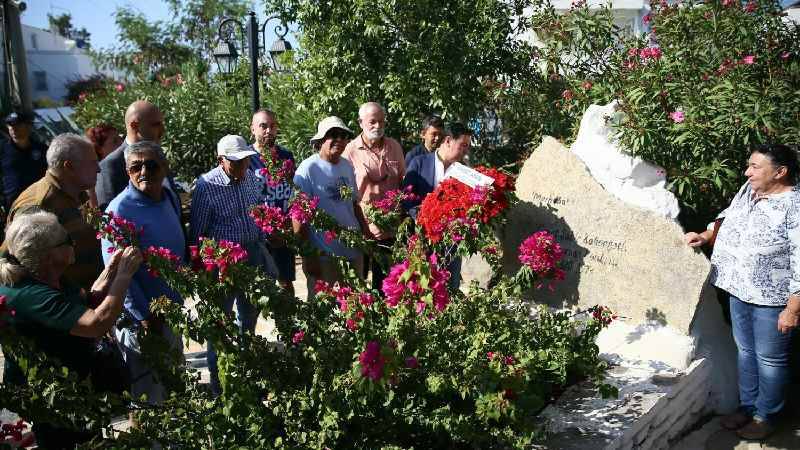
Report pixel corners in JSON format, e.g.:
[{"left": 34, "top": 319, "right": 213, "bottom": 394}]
[
  {"left": 189, "top": 165, "right": 265, "bottom": 245},
  {"left": 5, "top": 172, "right": 102, "bottom": 291}
]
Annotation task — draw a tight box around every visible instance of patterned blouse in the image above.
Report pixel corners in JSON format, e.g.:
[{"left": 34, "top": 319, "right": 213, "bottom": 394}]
[{"left": 710, "top": 182, "right": 800, "bottom": 306}]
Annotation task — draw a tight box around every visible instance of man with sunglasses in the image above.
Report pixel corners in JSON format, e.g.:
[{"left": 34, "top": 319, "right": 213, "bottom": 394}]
[
  {"left": 190, "top": 134, "right": 276, "bottom": 396},
  {"left": 343, "top": 102, "right": 406, "bottom": 290},
  {"left": 4, "top": 133, "right": 103, "bottom": 292},
  {"left": 294, "top": 117, "right": 371, "bottom": 297},
  {"left": 101, "top": 140, "right": 186, "bottom": 406},
  {"left": 96, "top": 100, "right": 174, "bottom": 211}
]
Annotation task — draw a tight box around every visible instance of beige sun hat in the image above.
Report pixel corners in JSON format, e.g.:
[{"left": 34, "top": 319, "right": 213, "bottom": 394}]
[
  {"left": 217, "top": 135, "right": 257, "bottom": 160},
  {"left": 309, "top": 116, "right": 353, "bottom": 145}
]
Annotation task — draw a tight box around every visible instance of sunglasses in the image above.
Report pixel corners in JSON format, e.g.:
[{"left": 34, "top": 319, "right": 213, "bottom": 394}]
[
  {"left": 53, "top": 234, "right": 74, "bottom": 249},
  {"left": 325, "top": 130, "right": 351, "bottom": 141},
  {"left": 127, "top": 159, "right": 161, "bottom": 173}
]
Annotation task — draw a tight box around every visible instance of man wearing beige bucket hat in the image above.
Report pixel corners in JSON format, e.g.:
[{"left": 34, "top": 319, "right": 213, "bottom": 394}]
[{"left": 293, "top": 117, "right": 370, "bottom": 296}]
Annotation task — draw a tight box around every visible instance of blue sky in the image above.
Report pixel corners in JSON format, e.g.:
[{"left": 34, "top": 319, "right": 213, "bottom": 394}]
[{"left": 23, "top": 1, "right": 297, "bottom": 52}]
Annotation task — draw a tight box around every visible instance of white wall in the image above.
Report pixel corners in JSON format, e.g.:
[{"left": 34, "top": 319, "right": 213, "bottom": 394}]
[{"left": 23, "top": 25, "right": 101, "bottom": 105}]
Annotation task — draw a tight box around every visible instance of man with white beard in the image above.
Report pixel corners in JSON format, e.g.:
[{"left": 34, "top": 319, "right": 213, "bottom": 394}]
[{"left": 343, "top": 102, "right": 405, "bottom": 290}]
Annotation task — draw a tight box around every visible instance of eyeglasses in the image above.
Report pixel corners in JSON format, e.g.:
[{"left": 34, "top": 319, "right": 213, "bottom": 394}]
[
  {"left": 127, "top": 159, "right": 161, "bottom": 173},
  {"left": 325, "top": 130, "right": 350, "bottom": 141},
  {"left": 53, "top": 234, "right": 74, "bottom": 249}
]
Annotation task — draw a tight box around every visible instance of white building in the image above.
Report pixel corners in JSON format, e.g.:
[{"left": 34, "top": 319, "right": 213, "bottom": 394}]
[{"left": 22, "top": 24, "right": 102, "bottom": 106}]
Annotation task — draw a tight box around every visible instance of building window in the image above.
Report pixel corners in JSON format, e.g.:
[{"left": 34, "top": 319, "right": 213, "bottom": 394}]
[
  {"left": 33, "top": 71, "right": 47, "bottom": 91},
  {"left": 30, "top": 34, "right": 38, "bottom": 50}
]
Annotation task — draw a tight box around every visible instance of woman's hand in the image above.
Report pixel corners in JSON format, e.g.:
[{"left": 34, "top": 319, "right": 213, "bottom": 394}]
[
  {"left": 684, "top": 231, "right": 709, "bottom": 248},
  {"left": 778, "top": 308, "right": 799, "bottom": 334},
  {"left": 116, "top": 247, "right": 143, "bottom": 279}
]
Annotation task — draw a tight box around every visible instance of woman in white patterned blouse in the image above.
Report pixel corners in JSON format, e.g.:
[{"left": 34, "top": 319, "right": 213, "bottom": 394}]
[{"left": 685, "top": 144, "right": 800, "bottom": 440}]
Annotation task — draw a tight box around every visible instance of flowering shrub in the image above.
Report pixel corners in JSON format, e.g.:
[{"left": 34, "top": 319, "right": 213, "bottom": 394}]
[
  {"left": 417, "top": 167, "right": 515, "bottom": 244},
  {"left": 382, "top": 251, "right": 450, "bottom": 315},
  {"left": 518, "top": 231, "right": 567, "bottom": 290},
  {"left": 257, "top": 152, "right": 296, "bottom": 188},
  {"left": 0, "top": 160, "right": 617, "bottom": 448},
  {"left": 88, "top": 209, "right": 142, "bottom": 250},
  {"left": 364, "top": 186, "right": 418, "bottom": 234}
]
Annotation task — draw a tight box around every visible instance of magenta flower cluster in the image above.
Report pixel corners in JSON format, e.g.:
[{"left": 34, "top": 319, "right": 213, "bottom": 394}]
[
  {"left": 188, "top": 238, "right": 248, "bottom": 281},
  {"left": 250, "top": 205, "right": 290, "bottom": 235},
  {"left": 381, "top": 253, "right": 450, "bottom": 315},
  {"left": 259, "top": 158, "right": 295, "bottom": 188},
  {"left": 95, "top": 211, "right": 142, "bottom": 252},
  {"left": 518, "top": 231, "right": 566, "bottom": 290},
  {"left": 288, "top": 192, "right": 319, "bottom": 225},
  {"left": 315, "top": 281, "right": 375, "bottom": 331},
  {"left": 370, "top": 186, "right": 419, "bottom": 213},
  {"left": 358, "top": 341, "right": 386, "bottom": 381},
  {"left": 142, "top": 245, "right": 182, "bottom": 277}
]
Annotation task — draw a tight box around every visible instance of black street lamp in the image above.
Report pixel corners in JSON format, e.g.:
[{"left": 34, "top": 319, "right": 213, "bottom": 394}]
[{"left": 214, "top": 11, "right": 292, "bottom": 113}]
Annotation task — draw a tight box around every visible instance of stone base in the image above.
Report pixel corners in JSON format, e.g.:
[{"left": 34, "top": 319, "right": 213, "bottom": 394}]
[
  {"left": 536, "top": 357, "right": 712, "bottom": 450},
  {"left": 535, "top": 317, "right": 721, "bottom": 449}
]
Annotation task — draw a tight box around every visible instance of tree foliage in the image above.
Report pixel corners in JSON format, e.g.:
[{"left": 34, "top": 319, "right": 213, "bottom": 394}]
[
  {"left": 47, "top": 12, "right": 91, "bottom": 47},
  {"left": 266, "top": 0, "right": 530, "bottom": 140}
]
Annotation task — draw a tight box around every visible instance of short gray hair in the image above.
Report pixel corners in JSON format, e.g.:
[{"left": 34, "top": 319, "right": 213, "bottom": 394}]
[
  {"left": 0, "top": 210, "right": 68, "bottom": 285},
  {"left": 358, "top": 102, "right": 386, "bottom": 120},
  {"left": 46, "top": 133, "right": 93, "bottom": 169},
  {"left": 124, "top": 140, "right": 167, "bottom": 166}
]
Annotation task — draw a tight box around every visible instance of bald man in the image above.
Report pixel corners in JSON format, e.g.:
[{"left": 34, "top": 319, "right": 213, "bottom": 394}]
[{"left": 95, "top": 101, "right": 166, "bottom": 209}]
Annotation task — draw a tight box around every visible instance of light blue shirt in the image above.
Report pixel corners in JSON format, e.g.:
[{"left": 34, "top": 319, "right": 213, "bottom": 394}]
[
  {"left": 293, "top": 154, "right": 360, "bottom": 259},
  {"left": 102, "top": 183, "right": 186, "bottom": 321}
]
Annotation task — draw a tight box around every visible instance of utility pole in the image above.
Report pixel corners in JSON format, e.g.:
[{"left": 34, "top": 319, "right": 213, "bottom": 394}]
[{"left": 1, "top": 0, "right": 32, "bottom": 115}]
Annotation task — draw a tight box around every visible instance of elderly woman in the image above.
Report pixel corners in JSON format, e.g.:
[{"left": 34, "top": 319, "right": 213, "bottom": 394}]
[
  {"left": 0, "top": 210, "right": 141, "bottom": 448},
  {"left": 685, "top": 144, "right": 800, "bottom": 440},
  {"left": 102, "top": 140, "right": 186, "bottom": 406}
]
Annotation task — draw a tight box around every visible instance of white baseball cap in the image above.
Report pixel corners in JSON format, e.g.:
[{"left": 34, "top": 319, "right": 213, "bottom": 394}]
[
  {"left": 217, "top": 135, "right": 257, "bottom": 160},
  {"left": 309, "top": 116, "right": 353, "bottom": 145}
]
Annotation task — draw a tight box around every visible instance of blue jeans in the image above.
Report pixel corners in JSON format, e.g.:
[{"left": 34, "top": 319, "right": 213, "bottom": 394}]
[
  {"left": 730, "top": 295, "right": 794, "bottom": 422},
  {"left": 207, "top": 292, "right": 259, "bottom": 395}
]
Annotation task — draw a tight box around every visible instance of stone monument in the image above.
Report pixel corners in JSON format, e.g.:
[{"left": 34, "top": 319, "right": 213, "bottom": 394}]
[{"left": 503, "top": 136, "right": 709, "bottom": 333}]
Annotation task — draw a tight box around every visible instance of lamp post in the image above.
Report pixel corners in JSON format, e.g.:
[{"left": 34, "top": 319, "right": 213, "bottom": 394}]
[{"left": 214, "top": 11, "right": 292, "bottom": 113}]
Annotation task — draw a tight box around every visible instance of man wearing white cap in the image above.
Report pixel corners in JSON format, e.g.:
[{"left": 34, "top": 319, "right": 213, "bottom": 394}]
[
  {"left": 189, "top": 134, "right": 273, "bottom": 396},
  {"left": 293, "top": 117, "right": 370, "bottom": 295}
]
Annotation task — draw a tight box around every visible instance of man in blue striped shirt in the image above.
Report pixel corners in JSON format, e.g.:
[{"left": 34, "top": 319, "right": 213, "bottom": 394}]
[{"left": 189, "top": 134, "right": 272, "bottom": 395}]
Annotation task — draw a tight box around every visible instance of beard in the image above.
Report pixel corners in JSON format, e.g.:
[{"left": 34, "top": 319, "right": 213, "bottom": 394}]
[
  {"left": 257, "top": 134, "right": 276, "bottom": 149},
  {"left": 365, "top": 128, "right": 385, "bottom": 141}
]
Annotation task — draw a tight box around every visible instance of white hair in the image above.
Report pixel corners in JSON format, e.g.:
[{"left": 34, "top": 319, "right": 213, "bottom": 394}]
[
  {"left": 124, "top": 140, "right": 167, "bottom": 166},
  {"left": 46, "top": 133, "right": 93, "bottom": 169},
  {"left": 358, "top": 102, "right": 386, "bottom": 120},
  {"left": 0, "top": 210, "right": 68, "bottom": 285}
]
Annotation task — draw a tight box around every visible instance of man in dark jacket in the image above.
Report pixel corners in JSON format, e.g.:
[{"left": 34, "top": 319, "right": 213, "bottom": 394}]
[
  {"left": 95, "top": 101, "right": 165, "bottom": 210},
  {"left": 0, "top": 112, "right": 48, "bottom": 214}
]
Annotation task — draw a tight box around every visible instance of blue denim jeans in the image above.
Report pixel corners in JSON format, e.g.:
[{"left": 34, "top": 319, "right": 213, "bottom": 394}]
[
  {"left": 730, "top": 295, "right": 794, "bottom": 422},
  {"left": 207, "top": 292, "right": 259, "bottom": 395}
]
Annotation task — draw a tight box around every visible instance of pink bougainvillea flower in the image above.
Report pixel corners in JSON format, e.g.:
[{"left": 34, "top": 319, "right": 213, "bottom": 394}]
[
  {"left": 115, "top": 83, "right": 125, "bottom": 92},
  {"left": 669, "top": 111, "right": 685, "bottom": 123},
  {"left": 741, "top": 55, "right": 755, "bottom": 65},
  {"left": 561, "top": 89, "right": 574, "bottom": 101},
  {"left": 405, "top": 356, "right": 419, "bottom": 369},
  {"left": 323, "top": 230, "right": 337, "bottom": 244},
  {"left": 358, "top": 341, "right": 386, "bottom": 381},
  {"left": 743, "top": 1, "right": 757, "bottom": 12},
  {"left": 642, "top": 13, "right": 651, "bottom": 25},
  {"left": 292, "top": 330, "right": 305, "bottom": 344}
]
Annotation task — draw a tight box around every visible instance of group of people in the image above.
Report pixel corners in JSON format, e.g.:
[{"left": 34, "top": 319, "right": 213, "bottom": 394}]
[
  {"left": 3, "top": 97, "right": 797, "bottom": 445},
  {"left": 0, "top": 100, "right": 471, "bottom": 447}
]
